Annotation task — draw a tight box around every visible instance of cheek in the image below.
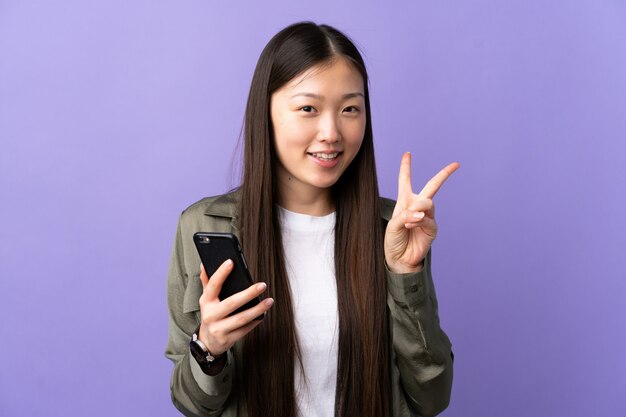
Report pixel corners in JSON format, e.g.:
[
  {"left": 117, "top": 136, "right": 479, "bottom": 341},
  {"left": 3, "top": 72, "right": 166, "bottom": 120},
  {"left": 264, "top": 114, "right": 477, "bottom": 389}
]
[
  {"left": 273, "top": 119, "right": 310, "bottom": 160},
  {"left": 345, "top": 120, "right": 366, "bottom": 151},
  {"left": 277, "top": 117, "right": 314, "bottom": 147}
]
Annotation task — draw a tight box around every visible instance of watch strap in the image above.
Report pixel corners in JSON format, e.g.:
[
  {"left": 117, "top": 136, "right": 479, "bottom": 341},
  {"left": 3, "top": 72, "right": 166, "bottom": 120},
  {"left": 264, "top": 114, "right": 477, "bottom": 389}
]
[{"left": 190, "top": 325, "right": 227, "bottom": 372}]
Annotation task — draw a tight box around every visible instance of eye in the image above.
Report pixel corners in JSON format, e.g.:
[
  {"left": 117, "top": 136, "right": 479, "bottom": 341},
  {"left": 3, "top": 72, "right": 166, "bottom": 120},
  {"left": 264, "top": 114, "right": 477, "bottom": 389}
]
[
  {"left": 299, "top": 106, "right": 315, "bottom": 113},
  {"left": 343, "top": 106, "right": 360, "bottom": 113}
]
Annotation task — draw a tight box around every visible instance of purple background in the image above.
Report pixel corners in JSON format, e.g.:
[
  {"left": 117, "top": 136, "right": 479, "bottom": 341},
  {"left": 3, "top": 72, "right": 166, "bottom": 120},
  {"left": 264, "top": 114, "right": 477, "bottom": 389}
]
[{"left": 1, "top": 1, "right": 625, "bottom": 416}]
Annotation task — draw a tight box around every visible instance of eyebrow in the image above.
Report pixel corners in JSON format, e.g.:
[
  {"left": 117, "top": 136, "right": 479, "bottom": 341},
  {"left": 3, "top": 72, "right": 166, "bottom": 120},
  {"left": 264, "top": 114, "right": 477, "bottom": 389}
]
[{"left": 289, "top": 92, "right": 364, "bottom": 100}]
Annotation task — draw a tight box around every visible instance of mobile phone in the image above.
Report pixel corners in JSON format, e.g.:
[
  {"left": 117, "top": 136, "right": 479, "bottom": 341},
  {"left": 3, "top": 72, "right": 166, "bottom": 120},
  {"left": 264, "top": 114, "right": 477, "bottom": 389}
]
[{"left": 193, "top": 232, "right": 262, "bottom": 319}]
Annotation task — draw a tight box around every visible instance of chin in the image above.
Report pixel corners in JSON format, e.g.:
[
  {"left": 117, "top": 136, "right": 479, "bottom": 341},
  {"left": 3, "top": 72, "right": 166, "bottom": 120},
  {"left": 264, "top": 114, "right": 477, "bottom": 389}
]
[{"left": 309, "top": 175, "right": 342, "bottom": 190}]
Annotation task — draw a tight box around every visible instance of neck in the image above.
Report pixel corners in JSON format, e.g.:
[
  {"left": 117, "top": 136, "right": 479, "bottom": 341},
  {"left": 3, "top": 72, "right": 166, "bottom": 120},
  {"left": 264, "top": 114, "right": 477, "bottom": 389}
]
[{"left": 277, "top": 178, "right": 335, "bottom": 216}]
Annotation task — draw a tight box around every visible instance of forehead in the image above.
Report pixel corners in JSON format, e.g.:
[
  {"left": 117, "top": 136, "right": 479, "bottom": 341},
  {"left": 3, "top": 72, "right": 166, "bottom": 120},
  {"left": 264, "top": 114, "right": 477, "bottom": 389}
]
[{"left": 283, "top": 58, "right": 364, "bottom": 93}]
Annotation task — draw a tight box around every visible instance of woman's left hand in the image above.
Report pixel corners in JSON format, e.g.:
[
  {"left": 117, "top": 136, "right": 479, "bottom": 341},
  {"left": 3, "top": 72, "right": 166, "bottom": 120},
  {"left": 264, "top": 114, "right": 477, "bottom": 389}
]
[{"left": 384, "top": 152, "right": 460, "bottom": 274}]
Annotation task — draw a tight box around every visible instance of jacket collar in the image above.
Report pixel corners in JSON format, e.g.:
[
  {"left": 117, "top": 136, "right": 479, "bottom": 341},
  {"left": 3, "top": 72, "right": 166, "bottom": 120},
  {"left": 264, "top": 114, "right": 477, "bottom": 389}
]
[
  {"left": 203, "top": 187, "right": 242, "bottom": 231},
  {"left": 203, "top": 186, "right": 395, "bottom": 224}
]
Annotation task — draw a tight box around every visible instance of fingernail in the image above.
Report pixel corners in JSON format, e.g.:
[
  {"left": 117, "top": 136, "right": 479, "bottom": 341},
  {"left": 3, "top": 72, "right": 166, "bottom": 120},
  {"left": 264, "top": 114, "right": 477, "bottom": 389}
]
[
  {"left": 265, "top": 298, "right": 274, "bottom": 306},
  {"left": 257, "top": 283, "right": 267, "bottom": 291},
  {"left": 225, "top": 259, "right": 233, "bottom": 266},
  {"left": 413, "top": 212, "right": 425, "bottom": 219}
]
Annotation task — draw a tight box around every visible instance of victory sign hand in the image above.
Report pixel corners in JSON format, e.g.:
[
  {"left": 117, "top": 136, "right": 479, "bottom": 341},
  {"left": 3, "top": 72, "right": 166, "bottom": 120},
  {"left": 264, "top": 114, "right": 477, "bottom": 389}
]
[{"left": 384, "top": 152, "right": 460, "bottom": 274}]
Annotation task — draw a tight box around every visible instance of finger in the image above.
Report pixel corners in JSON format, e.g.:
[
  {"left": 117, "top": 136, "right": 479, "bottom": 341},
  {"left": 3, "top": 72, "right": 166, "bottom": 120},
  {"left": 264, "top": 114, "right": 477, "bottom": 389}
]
[
  {"left": 405, "top": 216, "right": 435, "bottom": 229},
  {"left": 397, "top": 152, "right": 413, "bottom": 203},
  {"left": 220, "top": 316, "right": 265, "bottom": 349},
  {"left": 418, "top": 162, "right": 460, "bottom": 199},
  {"left": 200, "top": 263, "right": 209, "bottom": 288},
  {"left": 203, "top": 259, "right": 234, "bottom": 300},
  {"left": 405, "top": 217, "right": 436, "bottom": 235},
  {"left": 220, "top": 298, "right": 275, "bottom": 333},
  {"left": 203, "top": 313, "right": 266, "bottom": 356},
  {"left": 401, "top": 210, "right": 425, "bottom": 224},
  {"left": 406, "top": 198, "right": 434, "bottom": 214},
  {"left": 217, "top": 281, "right": 268, "bottom": 318}
]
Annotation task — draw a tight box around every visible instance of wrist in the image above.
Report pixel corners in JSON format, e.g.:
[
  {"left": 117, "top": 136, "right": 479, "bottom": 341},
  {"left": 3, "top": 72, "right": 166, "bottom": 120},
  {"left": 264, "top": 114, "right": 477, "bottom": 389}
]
[
  {"left": 197, "top": 326, "right": 227, "bottom": 357},
  {"left": 386, "top": 259, "right": 424, "bottom": 274},
  {"left": 202, "top": 352, "right": 227, "bottom": 376},
  {"left": 190, "top": 325, "right": 228, "bottom": 375}
]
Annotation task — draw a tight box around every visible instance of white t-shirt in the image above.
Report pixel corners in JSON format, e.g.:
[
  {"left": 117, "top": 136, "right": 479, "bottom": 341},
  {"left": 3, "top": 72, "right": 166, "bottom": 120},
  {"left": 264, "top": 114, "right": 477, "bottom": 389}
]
[{"left": 279, "top": 206, "right": 338, "bottom": 417}]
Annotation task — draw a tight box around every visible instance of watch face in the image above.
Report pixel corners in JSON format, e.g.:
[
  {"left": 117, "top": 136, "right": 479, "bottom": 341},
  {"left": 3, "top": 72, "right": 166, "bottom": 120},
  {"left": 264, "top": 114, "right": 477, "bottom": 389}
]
[{"left": 190, "top": 340, "right": 209, "bottom": 364}]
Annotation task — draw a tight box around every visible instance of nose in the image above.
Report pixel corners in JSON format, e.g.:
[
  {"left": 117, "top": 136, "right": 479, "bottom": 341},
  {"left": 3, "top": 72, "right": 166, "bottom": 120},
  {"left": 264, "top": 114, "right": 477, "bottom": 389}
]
[{"left": 318, "top": 113, "right": 341, "bottom": 143}]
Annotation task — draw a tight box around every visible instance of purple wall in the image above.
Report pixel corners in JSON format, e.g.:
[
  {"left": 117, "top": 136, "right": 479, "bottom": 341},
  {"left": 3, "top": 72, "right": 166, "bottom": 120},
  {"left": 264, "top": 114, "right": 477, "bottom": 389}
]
[{"left": 1, "top": 1, "right": 625, "bottom": 416}]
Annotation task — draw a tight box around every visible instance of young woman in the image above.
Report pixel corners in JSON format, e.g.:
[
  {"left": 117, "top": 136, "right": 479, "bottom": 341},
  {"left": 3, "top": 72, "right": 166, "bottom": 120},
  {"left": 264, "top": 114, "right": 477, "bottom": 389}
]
[{"left": 165, "top": 21, "right": 458, "bottom": 417}]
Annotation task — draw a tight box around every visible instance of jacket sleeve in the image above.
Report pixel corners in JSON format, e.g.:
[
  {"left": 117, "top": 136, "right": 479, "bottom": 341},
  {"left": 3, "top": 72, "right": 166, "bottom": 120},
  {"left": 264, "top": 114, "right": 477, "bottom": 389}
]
[
  {"left": 386, "top": 248, "right": 454, "bottom": 417},
  {"left": 165, "top": 214, "right": 234, "bottom": 416}
]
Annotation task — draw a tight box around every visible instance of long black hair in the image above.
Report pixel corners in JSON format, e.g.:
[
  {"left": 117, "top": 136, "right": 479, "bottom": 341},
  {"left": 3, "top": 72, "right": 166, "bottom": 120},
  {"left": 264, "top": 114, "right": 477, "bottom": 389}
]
[{"left": 240, "top": 21, "right": 389, "bottom": 417}]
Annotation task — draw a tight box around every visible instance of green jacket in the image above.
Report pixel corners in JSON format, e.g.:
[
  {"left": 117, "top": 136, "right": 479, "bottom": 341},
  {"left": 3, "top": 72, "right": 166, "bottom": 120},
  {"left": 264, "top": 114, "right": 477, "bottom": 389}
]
[{"left": 165, "top": 189, "right": 453, "bottom": 417}]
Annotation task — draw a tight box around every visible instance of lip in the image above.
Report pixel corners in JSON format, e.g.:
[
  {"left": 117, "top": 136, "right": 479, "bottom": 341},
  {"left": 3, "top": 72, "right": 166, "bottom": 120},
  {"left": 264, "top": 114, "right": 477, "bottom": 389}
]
[
  {"left": 307, "top": 152, "right": 342, "bottom": 168},
  {"left": 308, "top": 150, "right": 343, "bottom": 154}
]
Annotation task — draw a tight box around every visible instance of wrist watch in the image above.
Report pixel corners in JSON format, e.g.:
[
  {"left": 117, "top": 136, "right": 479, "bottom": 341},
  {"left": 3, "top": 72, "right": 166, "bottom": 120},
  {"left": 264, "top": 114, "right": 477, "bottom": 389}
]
[{"left": 190, "top": 325, "right": 227, "bottom": 371}]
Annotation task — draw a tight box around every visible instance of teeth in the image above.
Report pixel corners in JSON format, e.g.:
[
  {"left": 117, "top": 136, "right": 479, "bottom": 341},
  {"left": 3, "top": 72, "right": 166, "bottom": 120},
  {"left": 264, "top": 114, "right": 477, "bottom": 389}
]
[{"left": 311, "top": 152, "right": 339, "bottom": 160}]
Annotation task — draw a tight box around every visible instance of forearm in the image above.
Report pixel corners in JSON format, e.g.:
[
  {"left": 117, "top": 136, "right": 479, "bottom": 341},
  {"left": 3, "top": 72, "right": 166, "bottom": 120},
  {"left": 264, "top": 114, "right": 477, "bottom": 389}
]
[
  {"left": 166, "top": 214, "right": 233, "bottom": 416},
  {"left": 390, "top": 304, "right": 453, "bottom": 416},
  {"left": 167, "top": 348, "right": 233, "bottom": 417},
  {"left": 386, "top": 249, "right": 454, "bottom": 417}
]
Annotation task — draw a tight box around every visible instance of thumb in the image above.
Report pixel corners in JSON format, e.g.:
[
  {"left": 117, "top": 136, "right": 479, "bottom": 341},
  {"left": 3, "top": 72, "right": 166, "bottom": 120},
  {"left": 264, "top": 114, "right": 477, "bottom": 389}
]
[{"left": 387, "top": 206, "right": 424, "bottom": 234}]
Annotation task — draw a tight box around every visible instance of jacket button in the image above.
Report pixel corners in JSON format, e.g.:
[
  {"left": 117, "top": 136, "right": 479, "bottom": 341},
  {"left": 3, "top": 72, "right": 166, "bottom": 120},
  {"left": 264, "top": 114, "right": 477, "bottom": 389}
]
[
  {"left": 222, "top": 374, "right": 230, "bottom": 383},
  {"left": 409, "top": 285, "right": 419, "bottom": 293}
]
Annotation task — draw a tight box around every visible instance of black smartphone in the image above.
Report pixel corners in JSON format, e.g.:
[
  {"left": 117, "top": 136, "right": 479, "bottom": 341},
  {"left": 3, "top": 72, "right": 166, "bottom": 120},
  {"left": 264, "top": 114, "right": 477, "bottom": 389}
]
[{"left": 193, "top": 232, "right": 262, "bottom": 319}]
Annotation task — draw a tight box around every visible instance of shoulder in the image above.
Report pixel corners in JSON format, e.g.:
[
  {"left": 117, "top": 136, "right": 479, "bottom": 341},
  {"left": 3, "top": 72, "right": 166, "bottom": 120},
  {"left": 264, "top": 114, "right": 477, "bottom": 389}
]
[
  {"left": 176, "top": 188, "right": 241, "bottom": 239},
  {"left": 380, "top": 196, "right": 396, "bottom": 222},
  {"left": 180, "top": 188, "right": 241, "bottom": 220}
]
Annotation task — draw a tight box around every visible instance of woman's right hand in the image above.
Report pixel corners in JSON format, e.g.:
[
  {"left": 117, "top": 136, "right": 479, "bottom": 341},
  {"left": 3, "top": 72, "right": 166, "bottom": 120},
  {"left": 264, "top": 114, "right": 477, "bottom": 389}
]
[{"left": 198, "top": 259, "right": 274, "bottom": 356}]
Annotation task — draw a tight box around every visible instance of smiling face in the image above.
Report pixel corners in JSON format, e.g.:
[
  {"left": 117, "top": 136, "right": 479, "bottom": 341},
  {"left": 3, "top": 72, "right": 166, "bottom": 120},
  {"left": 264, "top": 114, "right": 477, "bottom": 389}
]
[{"left": 269, "top": 57, "right": 366, "bottom": 212}]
